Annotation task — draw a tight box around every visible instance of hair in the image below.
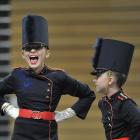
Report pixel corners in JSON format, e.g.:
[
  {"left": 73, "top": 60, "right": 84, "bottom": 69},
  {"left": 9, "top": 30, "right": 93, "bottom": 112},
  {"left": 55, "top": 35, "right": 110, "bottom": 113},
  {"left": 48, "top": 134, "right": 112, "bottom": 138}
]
[{"left": 113, "top": 71, "right": 127, "bottom": 88}]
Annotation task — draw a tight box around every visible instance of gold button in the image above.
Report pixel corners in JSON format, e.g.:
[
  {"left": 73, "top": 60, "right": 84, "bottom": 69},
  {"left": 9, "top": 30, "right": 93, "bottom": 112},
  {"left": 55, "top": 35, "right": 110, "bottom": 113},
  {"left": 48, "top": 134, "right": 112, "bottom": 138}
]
[
  {"left": 45, "top": 96, "right": 49, "bottom": 99},
  {"left": 48, "top": 83, "right": 51, "bottom": 86}
]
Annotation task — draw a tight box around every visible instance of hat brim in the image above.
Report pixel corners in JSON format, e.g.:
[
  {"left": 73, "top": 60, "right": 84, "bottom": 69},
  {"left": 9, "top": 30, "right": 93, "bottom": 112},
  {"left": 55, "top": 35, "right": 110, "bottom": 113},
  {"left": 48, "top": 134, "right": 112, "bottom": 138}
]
[
  {"left": 22, "top": 42, "right": 49, "bottom": 50},
  {"left": 91, "top": 71, "right": 98, "bottom": 75},
  {"left": 91, "top": 69, "right": 108, "bottom": 75}
]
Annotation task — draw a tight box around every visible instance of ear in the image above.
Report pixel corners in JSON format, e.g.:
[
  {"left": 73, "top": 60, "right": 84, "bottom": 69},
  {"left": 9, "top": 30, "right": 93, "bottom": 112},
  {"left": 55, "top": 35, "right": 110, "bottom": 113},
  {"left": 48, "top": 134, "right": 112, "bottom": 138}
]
[
  {"left": 108, "top": 76, "right": 113, "bottom": 85},
  {"left": 22, "top": 50, "right": 25, "bottom": 59},
  {"left": 46, "top": 50, "right": 50, "bottom": 59},
  {"left": 107, "top": 71, "right": 113, "bottom": 85}
]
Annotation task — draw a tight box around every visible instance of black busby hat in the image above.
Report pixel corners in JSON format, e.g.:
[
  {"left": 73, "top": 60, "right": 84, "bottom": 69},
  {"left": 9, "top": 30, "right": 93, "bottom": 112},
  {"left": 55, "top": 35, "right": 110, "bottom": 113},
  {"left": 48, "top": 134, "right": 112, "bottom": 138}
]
[
  {"left": 22, "top": 14, "right": 49, "bottom": 49},
  {"left": 91, "top": 38, "right": 134, "bottom": 76}
]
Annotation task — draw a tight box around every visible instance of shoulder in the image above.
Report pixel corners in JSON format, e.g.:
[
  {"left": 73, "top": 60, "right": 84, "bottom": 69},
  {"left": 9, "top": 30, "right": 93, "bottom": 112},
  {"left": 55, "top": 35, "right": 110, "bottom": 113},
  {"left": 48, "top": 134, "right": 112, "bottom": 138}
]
[
  {"left": 47, "top": 66, "right": 65, "bottom": 72},
  {"left": 47, "top": 66, "right": 68, "bottom": 80},
  {"left": 2, "top": 67, "right": 26, "bottom": 81},
  {"left": 47, "top": 66, "right": 65, "bottom": 74},
  {"left": 113, "top": 92, "right": 136, "bottom": 110},
  {"left": 47, "top": 67, "right": 66, "bottom": 75},
  {"left": 116, "top": 92, "right": 137, "bottom": 108},
  {"left": 47, "top": 67, "right": 78, "bottom": 83},
  {"left": 13, "top": 67, "right": 27, "bottom": 72},
  {"left": 117, "top": 92, "right": 136, "bottom": 104},
  {"left": 120, "top": 97, "right": 139, "bottom": 118},
  {"left": 11, "top": 67, "right": 29, "bottom": 77},
  {"left": 117, "top": 92, "right": 129, "bottom": 101}
]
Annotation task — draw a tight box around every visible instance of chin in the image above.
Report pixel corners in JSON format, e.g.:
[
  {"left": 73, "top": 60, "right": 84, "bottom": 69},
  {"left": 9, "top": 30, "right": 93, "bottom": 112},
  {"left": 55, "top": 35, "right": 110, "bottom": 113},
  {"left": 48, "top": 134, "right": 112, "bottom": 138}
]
[
  {"left": 96, "top": 88, "right": 104, "bottom": 94},
  {"left": 96, "top": 87, "right": 100, "bottom": 92},
  {"left": 29, "top": 63, "right": 39, "bottom": 69}
]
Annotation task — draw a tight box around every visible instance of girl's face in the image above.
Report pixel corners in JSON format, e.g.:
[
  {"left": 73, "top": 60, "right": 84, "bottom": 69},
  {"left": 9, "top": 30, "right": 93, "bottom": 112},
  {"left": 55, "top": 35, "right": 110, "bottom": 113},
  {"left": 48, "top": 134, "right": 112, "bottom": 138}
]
[
  {"left": 22, "top": 47, "right": 49, "bottom": 73},
  {"left": 93, "top": 71, "right": 110, "bottom": 94}
]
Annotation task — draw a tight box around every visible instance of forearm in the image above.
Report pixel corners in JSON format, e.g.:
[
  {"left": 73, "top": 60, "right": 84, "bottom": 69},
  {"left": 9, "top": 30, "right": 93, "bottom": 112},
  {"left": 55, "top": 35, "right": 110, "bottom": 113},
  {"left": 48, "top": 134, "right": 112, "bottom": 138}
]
[
  {"left": 62, "top": 74, "right": 96, "bottom": 119},
  {"left": 71, "top": 92, "right": 95, "bottom": 119}
]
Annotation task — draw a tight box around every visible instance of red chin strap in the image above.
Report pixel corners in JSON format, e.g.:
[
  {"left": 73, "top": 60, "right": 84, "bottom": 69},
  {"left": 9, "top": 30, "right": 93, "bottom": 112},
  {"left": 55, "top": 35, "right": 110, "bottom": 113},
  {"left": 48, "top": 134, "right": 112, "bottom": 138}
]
[{"left": 113, "top": 137, "right": 129, "bottom": 140}]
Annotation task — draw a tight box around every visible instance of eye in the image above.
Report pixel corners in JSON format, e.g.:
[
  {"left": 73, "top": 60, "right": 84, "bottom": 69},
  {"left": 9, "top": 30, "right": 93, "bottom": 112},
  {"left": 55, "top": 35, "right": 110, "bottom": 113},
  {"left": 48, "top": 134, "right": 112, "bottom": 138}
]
[
  {"left": 24, "top": 48, "right": 32, "bottom": 52},
  {"left": 23, "top": 46, "right": 43, "bottom": 52},
  {"left": 35, "top": 46, "right": 43, "bottom": 50},
  {"left": 96, "top": 73, "right": 101, "bottom": 78}
]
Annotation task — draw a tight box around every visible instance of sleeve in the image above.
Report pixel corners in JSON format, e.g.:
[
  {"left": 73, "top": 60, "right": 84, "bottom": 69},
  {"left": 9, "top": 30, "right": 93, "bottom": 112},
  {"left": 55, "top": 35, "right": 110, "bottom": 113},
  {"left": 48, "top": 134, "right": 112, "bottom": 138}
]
[
  {"left": 62, "top": 73, "right": 96, "bottom": 119},
  {"left": 121, "top": 99, "right": 140, "bottom": 140},
  {"left": 0, "top": 71, "right": 15, "bottom": 115}
]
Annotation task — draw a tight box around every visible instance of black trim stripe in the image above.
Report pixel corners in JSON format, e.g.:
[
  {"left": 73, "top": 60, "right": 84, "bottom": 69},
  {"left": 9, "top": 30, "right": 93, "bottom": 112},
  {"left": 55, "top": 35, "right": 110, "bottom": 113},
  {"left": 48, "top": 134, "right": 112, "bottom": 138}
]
[
  {"left": 0, "top": 131, "right": 10, "bottom": 136},
  {"left": 0, "top": 0, "right": 10, "bottom": 4},
  {"left": 0, "top": 119, "right": 9, "bottom": 125},
  {"left": 0, "top": 35, "right": 10, "bottom": 41},
  {"left": 0, "top": 11, "right": 11, "bottom": 17},
  {"left": 0, "top": 23, "right": 10, "bottom": 28},
  {"left": 0, "top": 48, "right": 10, "bottom": 53},
  {"left": 0, "top": 60, "right": 10, "bottom": 65}
]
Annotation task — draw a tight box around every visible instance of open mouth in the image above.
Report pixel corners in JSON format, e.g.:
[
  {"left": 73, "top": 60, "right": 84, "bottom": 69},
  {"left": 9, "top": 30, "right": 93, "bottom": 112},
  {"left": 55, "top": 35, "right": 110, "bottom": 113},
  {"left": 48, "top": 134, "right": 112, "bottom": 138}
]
[{"left": 29, "top": 56, "right": 39, "bottom": 64}]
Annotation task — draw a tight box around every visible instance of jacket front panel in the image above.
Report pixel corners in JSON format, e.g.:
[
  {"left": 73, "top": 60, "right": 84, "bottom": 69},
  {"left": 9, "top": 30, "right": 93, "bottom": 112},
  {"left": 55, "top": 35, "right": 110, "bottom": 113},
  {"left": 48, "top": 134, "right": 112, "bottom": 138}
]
[{"left": 10, "top": 68, "right": 62, "bottom": 112}]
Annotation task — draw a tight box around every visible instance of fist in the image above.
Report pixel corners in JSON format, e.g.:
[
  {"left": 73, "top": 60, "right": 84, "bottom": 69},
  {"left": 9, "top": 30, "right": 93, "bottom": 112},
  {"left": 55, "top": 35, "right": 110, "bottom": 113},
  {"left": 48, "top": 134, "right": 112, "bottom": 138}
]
[
  {"left": 55, "top": 108, "right": 76, "bottom": 123},
  {"left": 1, "top": 102, "right": 19, "bottom": 119}
]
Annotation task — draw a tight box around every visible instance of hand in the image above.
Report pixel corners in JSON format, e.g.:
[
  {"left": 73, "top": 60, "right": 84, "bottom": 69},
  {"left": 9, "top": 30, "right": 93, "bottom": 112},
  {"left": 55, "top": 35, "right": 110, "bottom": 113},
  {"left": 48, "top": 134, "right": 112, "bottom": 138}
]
[
  {"left": 1, "top": 102, "right": 19, "bottom": 119},
  {"left": 55, "top": 108, "right": 76, "bottom": 123}
]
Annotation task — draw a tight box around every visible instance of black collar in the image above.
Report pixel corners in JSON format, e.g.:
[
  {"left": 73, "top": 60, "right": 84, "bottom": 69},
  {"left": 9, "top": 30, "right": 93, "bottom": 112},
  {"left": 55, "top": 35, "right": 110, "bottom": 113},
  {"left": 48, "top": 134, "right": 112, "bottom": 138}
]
[
  {"left": 107, "top": 90, "right": 123, "bottom": 102},
  {"left": 28, "top": 66, "right": 48, "bottom": 75}
]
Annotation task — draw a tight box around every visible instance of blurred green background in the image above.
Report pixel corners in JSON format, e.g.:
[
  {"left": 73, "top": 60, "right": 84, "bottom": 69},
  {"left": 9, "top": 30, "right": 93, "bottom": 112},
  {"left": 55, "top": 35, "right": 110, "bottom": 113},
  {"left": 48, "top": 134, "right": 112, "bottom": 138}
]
[{"left": 9, "top": 0, "right": 140, "bottom": 139}]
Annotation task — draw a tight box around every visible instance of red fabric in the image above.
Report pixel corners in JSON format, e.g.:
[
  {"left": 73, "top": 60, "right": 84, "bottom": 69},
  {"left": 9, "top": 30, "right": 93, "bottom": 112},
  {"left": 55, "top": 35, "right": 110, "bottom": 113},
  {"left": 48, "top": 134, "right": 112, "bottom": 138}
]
[
  {"left": 19, "top": 109, "right": 55, "bottom": 120},
  {"left": 113, "top": 137, "right": 129, "bottom": 140}
]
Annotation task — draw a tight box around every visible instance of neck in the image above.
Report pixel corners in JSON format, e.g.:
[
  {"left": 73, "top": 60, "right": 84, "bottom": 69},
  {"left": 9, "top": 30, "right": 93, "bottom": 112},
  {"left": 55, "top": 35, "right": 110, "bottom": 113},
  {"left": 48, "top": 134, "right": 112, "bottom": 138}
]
[
  {"left": 31, "top": 65, "right": 45, "bottom": 74},
  {"left": 34, "top": 68, "right": 43, "bottom": 74},
  {"left": 107, "top": 87, "right": 120, "bottom": 98}
]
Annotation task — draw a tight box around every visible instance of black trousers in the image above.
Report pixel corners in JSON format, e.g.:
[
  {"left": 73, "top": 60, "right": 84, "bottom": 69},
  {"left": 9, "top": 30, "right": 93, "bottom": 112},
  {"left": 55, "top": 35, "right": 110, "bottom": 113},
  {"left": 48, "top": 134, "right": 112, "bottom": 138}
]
[{"left": 11, "top": 118, "right": 58, "bottom": 140}]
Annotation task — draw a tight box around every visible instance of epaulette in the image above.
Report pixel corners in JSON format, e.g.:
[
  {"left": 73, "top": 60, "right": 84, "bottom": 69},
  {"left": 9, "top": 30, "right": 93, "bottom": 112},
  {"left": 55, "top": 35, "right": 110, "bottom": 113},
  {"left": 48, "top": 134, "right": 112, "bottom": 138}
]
[
  {"left": 47, "top": 66, "right": 65, "bottom": 72},
  {"left": 117, "top": 92, "right": 128, "bottom": 101},
  {"left": 13, "top": 67, "right": 28, "bottom": 71},
  {"left": 14, "top": 67, "right": 30, "bottom": 70},
  {"left": 117, "top": 92, "right": 137, "bottom": 110},
  {"left": 14, "top": 67, "right": 23, "bottom": 70}
]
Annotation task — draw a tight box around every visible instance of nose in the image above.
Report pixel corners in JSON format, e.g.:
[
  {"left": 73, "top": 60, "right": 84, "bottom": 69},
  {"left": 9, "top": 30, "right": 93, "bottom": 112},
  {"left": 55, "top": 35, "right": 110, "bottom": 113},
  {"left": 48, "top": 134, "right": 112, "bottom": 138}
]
[{"left": 30, "top": 49, "right": 36, "bottom": 52}]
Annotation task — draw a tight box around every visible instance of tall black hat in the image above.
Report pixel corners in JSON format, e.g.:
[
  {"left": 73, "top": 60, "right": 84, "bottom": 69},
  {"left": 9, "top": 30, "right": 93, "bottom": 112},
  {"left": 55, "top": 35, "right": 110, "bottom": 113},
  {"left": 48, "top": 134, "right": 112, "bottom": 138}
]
[
  {"left": 91, "top": 38, "right": 134, "bottom": 76},
  {"left": 22, "top": 14, "right": 49, "bottom": 49}
]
